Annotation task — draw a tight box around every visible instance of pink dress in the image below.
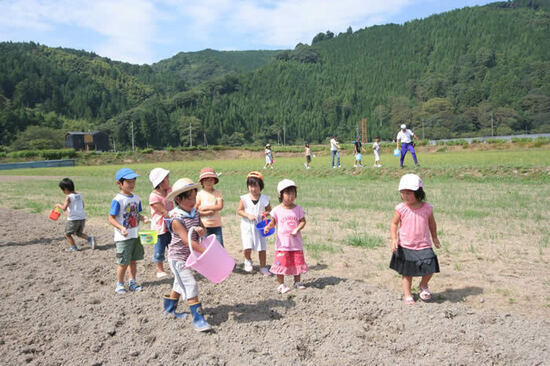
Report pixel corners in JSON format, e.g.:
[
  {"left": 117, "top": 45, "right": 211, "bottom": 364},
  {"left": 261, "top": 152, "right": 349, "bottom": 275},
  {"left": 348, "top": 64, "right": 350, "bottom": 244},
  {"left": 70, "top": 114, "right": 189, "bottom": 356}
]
[
  {"left": 269, "top": 205, "right": 308, "bottom": 276},
  {"left": 149, "top": 189, "right": 174, "bottom": 235}
]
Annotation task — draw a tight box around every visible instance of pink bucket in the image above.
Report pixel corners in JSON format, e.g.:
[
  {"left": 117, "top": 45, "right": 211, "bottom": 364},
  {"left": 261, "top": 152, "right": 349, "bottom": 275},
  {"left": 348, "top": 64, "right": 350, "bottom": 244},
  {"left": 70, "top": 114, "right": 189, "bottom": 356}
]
[{"left": 185, "top": 227, "right": 235, "bottom": 283}]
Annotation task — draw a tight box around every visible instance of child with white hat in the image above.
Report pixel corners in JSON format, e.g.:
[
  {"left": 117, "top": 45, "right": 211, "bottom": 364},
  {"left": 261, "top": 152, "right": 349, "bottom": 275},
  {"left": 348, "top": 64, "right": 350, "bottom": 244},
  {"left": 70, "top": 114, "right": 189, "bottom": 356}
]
[
  {"left": 389, "top": 174, "right": 441, "bottom": 305},
  {"left": 263, "top": 179, "right": 308, "bottom": 294},
  {"left": 148, "top": 167, "right": 173, "bottom": 278}
]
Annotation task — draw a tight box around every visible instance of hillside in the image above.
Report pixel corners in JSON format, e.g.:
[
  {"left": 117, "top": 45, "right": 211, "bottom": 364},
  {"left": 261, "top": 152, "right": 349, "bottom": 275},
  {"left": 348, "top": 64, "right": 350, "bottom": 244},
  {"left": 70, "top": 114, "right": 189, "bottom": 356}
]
[{"left": 1, "top": 0, "right": 550, "bottom": 150}]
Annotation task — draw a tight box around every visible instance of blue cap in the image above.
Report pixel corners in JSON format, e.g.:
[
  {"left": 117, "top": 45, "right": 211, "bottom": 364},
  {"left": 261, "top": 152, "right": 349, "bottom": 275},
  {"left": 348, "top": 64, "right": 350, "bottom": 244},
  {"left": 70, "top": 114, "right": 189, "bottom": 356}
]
[{"left": 116, "top": 168, "right": 139, "bottom": 181}]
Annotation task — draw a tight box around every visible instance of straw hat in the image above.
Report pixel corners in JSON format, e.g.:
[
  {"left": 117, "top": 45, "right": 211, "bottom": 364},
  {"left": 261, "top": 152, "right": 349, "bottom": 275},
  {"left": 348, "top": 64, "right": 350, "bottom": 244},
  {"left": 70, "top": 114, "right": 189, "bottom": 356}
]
[
  {"left": 198, "top": 167, "right": 219, "bottom": 183},
  {"left": 247, "top": 171, "right": 264, "bottom": 182},
  {"left": 398, "top": 174, "right": 423, "bottom": 191},
  {"left": 149, "top": 168, "right": 170, "bottom": 188},
  {"left": 166, "top": 178, "right": 200, "bottom": 201}
]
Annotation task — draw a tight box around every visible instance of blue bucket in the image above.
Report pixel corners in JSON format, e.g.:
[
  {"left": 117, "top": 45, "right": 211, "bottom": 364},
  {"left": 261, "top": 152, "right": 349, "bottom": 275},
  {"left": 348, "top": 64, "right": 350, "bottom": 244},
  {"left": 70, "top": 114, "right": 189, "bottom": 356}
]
[
  {"left": 393, "top": 149, "right": 401, "bottom": 157},
  {"left": 256, "top": 219, "right": 275, "bottom": 237}
]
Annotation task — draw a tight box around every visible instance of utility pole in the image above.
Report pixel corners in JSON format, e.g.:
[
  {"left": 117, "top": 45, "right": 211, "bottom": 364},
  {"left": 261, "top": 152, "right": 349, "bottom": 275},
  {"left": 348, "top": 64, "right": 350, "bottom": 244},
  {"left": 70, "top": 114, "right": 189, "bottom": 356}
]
[
  {"left": 203, "top": 132, "right": 208, "bottom": 146},
  {"left": 422, "top": 119, "right": 425, "bottom": 140},
  {"left": 131, "top": 121, "right": 135, "bottom": 152},
  {"left": 189, "top": 123, "right": 193, "bottom": 147}
]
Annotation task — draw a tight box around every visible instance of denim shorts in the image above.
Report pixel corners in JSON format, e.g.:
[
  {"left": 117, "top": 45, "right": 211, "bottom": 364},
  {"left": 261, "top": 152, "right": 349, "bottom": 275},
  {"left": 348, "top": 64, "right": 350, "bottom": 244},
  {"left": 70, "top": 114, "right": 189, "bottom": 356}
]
[
  {"left": 152, "top": 232, "right": 172, "bottom": 262},
  {"left": 206, "top": 226, "right": 224, "bottom": 247}
]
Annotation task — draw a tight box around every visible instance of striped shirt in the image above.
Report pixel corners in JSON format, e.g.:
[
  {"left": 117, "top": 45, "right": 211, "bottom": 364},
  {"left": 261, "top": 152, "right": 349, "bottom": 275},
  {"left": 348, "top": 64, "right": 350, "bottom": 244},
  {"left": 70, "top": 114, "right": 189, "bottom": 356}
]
[{"left": 166, "top": 208, "right": 202, "bottom": 263}]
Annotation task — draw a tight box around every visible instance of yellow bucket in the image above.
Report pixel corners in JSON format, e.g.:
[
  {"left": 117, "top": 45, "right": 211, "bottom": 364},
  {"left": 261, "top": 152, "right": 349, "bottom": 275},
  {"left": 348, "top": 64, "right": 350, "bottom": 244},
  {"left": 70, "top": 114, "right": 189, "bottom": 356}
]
[{"left": 138, "top": 230, "right": 158, "bottom": 245}]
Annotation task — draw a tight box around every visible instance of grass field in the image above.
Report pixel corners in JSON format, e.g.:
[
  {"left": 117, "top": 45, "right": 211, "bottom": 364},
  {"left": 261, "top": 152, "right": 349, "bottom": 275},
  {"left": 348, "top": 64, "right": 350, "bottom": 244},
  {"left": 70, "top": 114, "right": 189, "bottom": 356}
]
[{"left": 1, "top": 147, "right": 549, "bottom": 316}]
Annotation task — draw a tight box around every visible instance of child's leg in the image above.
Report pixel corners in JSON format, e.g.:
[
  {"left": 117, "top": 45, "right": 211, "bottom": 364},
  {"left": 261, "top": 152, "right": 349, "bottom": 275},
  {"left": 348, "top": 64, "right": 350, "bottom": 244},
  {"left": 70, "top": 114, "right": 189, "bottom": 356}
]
[
  {"left": 129, "top": 260, "right": 137, "bottom": 281},
  {"left": 294, "top": 275, "right": 301, "bottom": 283},
  {"left": 402, "top": 275, "right": 413, "bottom": 298},
  {"left": 258, "top": 250, "right": 267, "bottom": 267},
  {"left": 277, "top": 274, "right": 284, "bottom": 285},
  {"left": 419, "top": 273, "right": 433, "bottom": 289},
  {"left": 244, "top": 249, "right": 252, "bottom": 260},
  {"left": 76, "top": 233, "right": 89, "bottom": 241},
  {"left": 117, "top": 264, "right": 128, "bottom": 283},
  {"left": 65, "top": 234, "right": 76, "bottom": 247}
]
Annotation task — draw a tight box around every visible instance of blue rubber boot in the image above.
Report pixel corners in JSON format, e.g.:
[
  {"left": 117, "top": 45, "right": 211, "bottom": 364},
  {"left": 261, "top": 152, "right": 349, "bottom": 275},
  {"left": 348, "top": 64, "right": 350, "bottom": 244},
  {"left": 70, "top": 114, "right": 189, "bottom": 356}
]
[
  {"left": 189, "top": 302, "right": 212, "bottom": 332},
  {"left": 163, "top": 295, "right": 188, "bottom": 319}
]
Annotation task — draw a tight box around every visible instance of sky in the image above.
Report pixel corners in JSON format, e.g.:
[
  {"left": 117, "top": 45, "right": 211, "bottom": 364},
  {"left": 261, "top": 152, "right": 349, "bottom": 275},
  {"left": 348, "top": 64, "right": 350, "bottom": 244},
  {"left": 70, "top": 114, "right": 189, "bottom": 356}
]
[{"left": 0, "top": 0, "right": 496, "bottom": 65}]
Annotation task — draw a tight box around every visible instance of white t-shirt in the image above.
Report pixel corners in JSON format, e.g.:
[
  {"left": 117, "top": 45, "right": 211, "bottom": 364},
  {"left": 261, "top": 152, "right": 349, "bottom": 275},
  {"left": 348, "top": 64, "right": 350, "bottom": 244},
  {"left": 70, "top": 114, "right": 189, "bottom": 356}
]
[
  {"left": 397, "top": 129, "right": 414, "bottom": 144},
  {"left": 109, "top": 193, "right": 142, "bottom": 241},
  {"left": 330, "top": 138, "right": 339, "bottom": 151},
  {"left": 67, "top": 193, "right": 86, "bottom": 221},
  {"left": 372, "top": 142, "right": 380, "bottom": 152}
]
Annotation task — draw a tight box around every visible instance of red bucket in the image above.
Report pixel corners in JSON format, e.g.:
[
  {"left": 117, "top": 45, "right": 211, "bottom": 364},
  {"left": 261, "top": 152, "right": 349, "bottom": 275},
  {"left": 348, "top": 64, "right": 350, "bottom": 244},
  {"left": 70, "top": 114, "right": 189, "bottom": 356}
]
[{"left": 49, "top": 208, "right": 61, "bottom": 221}]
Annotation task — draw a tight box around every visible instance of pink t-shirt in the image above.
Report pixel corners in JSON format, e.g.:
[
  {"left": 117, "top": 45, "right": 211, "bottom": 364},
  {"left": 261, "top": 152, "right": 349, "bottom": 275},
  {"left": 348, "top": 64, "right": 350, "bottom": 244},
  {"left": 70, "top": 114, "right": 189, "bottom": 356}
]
[
  {"left": 396, "top": 202, "right": 433, "bottom": 250},
  {"left": 149, "top": 189, "right": 174, "bottom": 234},
  {"left": 272, "top": 205, "right": 305, "bottom": 251}
]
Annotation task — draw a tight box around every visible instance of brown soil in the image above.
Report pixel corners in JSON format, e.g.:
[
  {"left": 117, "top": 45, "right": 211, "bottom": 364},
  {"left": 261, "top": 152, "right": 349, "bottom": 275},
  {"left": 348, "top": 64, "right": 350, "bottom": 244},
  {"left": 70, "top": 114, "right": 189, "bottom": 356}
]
[{"left": 1, "top": 207, "right": 549, "bottom": 365}]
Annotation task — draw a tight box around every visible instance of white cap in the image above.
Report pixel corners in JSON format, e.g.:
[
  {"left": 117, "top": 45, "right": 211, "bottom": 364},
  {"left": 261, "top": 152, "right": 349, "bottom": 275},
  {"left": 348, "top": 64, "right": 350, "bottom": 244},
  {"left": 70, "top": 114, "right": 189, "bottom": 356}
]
[
  {"left": 277, "top": 179, "right": 297, "bottom": 196},
  {"left": 398, "top": 174, "right": 423, "bottom": 191},
  {"left": 149, "top": 168, "right": 170, "bottom": 188},
  {"left": 400, "top": 124, "right": 406, "bottom": 130}
]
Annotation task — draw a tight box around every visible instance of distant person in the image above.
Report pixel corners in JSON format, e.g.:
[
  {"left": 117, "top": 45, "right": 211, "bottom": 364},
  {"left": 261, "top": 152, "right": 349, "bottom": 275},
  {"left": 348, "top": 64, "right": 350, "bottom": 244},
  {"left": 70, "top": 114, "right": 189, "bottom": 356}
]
[
  {"left": 56, "top": 178, "right": 95, "bottom": 252},
  {"left": 263, "top": 179, "right": 308, "bottom": 294},
  {"left": 329, "top": 135, "right": 341, "bottom": 168},
  {"left": 373, "top": 136, "right": 382, "bottom": 167},
  {"left": 304, "top": 143, "right": 312, "bottom": 169},
  {"left": 353, "top": 137, "right": 362, "bottom": 167},
  {"left": 237, "top": 171, "right": 271, "bottom": 275},
  {"left": 163, "top": 178, "right": 212, "bottom": 331},
  {"left": 389, "top": 174, "right": 440, "bottom": 305},
  {"left": 264, "top": 143, "right": 274, "bottom": 169},
  {"left": 196, "top": 167, "right": 224, "bottom": 247},
  {"left": 108, "top": 168, "right": 149, "bottom": 294},
  {"left": 148, "top": 167, "right": 173, "bottom": 278},
  {"left": 396, "top": 124, "right": 421, "bottom": 168}
]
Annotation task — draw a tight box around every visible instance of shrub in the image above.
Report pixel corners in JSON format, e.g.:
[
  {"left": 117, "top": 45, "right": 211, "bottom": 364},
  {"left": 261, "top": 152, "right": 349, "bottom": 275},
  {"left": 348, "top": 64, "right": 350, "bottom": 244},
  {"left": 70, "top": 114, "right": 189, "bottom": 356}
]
[{"left": 141, "top": 148, "right": 154, "bottom": 154}]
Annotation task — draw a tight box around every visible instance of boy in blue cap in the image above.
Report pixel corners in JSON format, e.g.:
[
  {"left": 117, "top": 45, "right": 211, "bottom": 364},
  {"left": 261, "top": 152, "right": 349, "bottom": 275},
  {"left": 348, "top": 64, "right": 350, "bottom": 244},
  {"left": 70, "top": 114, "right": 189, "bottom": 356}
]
[{"left": 108, "top": 168, "right": 149, "bottom": 294}]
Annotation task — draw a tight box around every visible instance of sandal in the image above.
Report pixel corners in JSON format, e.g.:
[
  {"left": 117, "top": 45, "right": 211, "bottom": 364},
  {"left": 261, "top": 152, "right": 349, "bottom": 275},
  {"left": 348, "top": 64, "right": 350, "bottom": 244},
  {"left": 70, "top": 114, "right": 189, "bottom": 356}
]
[
  {"left": 419, "top": 286, "right": 432, "bottom": 302},
  {"left": 277, "top": 284, "right": 291, "bottom": 294},
  {"left": 403, "top": 296, "right": 415, "bottom": 305},
  {"left": 294, "top": 282, "right": 306, "bottom": 290}
]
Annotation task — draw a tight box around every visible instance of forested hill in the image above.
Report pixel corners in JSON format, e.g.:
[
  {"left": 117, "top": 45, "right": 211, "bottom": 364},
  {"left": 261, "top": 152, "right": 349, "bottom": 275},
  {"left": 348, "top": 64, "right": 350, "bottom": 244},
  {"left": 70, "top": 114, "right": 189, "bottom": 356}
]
[{"left": 1, "top": 0, "right": 550, "bottom": 150}]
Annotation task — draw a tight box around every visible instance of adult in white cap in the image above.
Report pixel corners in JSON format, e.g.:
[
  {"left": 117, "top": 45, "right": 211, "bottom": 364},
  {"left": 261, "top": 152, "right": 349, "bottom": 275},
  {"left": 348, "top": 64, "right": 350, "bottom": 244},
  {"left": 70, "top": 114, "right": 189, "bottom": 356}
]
[
  {"left": 396, "top": 124, "right": 421, "bottom": 168},
  {"left": 329, "top": 135, "right": 341, "bottom": 168},
  {"left": 148, "top": 168, "right": 173, "bottom": 278}
]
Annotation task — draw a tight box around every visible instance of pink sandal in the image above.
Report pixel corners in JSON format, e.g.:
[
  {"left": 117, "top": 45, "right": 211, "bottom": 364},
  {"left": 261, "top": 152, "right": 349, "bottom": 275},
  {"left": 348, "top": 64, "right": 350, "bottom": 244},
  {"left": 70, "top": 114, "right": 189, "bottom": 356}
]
[{"left": 419, "top": 286, "right": 432, "bottom": 302}]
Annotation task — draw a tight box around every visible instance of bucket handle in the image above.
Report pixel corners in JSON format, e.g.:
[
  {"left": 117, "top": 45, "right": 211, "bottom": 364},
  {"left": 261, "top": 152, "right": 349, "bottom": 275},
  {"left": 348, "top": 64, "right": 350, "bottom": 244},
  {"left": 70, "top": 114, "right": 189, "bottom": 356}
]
[{"left": 187, "top": 226, "right": 201, "bottom": 262}]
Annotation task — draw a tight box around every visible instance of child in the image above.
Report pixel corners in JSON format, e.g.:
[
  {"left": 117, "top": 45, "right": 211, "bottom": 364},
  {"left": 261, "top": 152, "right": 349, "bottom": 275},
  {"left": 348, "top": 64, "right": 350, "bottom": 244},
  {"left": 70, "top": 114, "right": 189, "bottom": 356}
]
[
  {"left": 163, "top": 178, "right": 211, "bottom": 332},
  {"left": 353, "top": 137, "right": 362, "bottom": 168},
  {"left": 56, "top": 178, "right": 95, "bottom": 252},
  {"left": 373, "top": 136, "right": 382, "bottom": 167},
  {"left": 149, "top": 167, "right": 173, "bottom": 278},
  {"left": 264, "top": 143, "right": 274, "bottom": 169},
  {"left": 264, "top": 179, "right": 308, "bottom": 294},
  {"left": 237, "top": 171, "right": 271, "bottom": 274},
  {"left": 304, "top": 143, "right": 312, "bottom": 169},
  {"left": 354, "top": 152, "right": 363, "bottom": 168},
  {"left": 108, "top": 168, "right": 149, "bottom": 294},
  {"left": 196, "top": 167, "right": 224, "bottom": 247},
  {"left": 389, "top": 174, "right": 441, "bottom": 305}
]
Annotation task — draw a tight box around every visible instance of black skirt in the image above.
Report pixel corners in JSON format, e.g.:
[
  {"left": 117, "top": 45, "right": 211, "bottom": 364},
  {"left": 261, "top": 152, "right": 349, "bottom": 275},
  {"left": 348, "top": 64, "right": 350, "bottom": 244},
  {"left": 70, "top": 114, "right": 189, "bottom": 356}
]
[{"left": 389, "top": 246, "right": 440, "bottom": 277}]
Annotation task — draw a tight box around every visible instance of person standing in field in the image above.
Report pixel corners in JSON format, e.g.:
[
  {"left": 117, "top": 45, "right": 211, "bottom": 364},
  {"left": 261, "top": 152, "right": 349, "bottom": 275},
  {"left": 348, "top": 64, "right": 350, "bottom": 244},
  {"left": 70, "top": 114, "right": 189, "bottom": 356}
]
[
  {"left": 329, "top": 135, "right": 341, "bottom": 168},
  {"left": 264, "top": 143, "right": 274, "bottom": 169},
  {"left": 353, "top": 137, "right": 362, "bottom": 168},
  {"left": 196, "top": 167, "right": 224, "bottom": 247},
  {"left": 389, "top": 174, "right": 440, "bottom": 305},
  {"left": 56, "top": 178, "right": 95, "bottom": 252},
  {"left": 148, "top": 167, "right": 173, "bottom": 278},
  {"left": 237, "top": 171, "right": 272, "bottom": 274},
  {"left": 109, "top": 168, "right": 149, "bottom": 294},
  {"left": 373, "top": 136, "right": 382, "bottom": 167},
  {"left": 304, "top": 143, "right": 312, "bottom": 169},
  {"left": 396, "top": 124, "right": 421, "bottom": 168}
]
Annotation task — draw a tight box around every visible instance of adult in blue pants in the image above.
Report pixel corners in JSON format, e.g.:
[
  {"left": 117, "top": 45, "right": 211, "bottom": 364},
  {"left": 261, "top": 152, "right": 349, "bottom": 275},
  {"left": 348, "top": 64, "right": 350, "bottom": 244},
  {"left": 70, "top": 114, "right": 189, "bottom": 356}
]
[{"left": 396, "top": 124, "right": 421, "bottom": 168}]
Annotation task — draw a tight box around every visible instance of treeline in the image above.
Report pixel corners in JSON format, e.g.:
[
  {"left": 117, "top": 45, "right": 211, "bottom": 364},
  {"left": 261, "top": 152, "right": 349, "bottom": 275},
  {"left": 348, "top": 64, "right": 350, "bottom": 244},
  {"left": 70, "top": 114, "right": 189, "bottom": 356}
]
[{"left": 1, "top": 0, "right": 550, "bottom": 150}]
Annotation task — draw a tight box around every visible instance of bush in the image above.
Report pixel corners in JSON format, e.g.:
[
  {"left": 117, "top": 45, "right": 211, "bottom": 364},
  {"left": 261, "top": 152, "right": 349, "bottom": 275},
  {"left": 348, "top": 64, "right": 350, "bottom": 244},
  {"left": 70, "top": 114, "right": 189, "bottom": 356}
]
[
  {"left": 7, "top": 150, "right": 39, "bottom": 158},
  {"left": 0, "top": 152, "right": 6, "bottom": 158},
  {"left": 141, "top": 148, "right": 154, "bottom": 154},
  {"left": 40, "top": 148, "right": 76, "bottom": 159},
  {"left": 486, "top": 139, "right": 508, "bottom": 144}
]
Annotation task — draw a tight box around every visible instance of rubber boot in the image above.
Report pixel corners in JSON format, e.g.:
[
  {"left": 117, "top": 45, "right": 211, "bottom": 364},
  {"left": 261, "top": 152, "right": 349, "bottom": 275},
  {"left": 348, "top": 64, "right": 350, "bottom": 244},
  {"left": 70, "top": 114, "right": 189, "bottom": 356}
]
[
  {"left": 163, "top": 295, "right": 188, "bottom": 319},
  {"left": 189, "top": 302, "right": 212, "bottom": 332}
]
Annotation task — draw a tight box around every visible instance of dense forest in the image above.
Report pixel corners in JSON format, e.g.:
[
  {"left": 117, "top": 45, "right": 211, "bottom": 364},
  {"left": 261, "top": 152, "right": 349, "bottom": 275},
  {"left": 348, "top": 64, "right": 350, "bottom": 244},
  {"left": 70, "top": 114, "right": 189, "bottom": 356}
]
[{"left": 1, "top": 0, "right": 549, "bottom": 150}]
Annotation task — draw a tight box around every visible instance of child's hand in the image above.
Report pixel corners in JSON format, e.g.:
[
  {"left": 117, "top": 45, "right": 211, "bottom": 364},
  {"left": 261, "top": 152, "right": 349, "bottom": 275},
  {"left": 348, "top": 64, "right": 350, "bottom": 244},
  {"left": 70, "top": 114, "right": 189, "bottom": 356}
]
[
  {"left": 195, "top": 226, "right": 206, "bottom": 237},
  {"left": 291, "top": 228, "right": 299, "bottom": 236},
  {"left": 142, "top": 216, "right": 150, "bottom": 224},
  {"left": 263, "top": 227, "right": 270, "bottom": 234},
  {"left": 391, "top": 238, "right": 398, "bottom": 252},
  {"left": 202, "top": 210, "right": 215, "bottom": 216},
  {"left": 433, "top": 237, "right": 441, "bottom": 249},
  {"left": 120, "top": 227, "right": 128, "bottom": 237},
  {"left": 248, "top": 214, "right": 256, "bottom": 222}
]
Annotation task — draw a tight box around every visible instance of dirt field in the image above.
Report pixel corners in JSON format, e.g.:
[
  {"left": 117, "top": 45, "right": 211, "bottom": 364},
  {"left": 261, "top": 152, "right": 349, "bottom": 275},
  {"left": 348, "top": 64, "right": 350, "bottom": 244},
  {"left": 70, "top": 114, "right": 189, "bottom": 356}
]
[{"left": 1, "top": 206, "right": 549, "bottom": 366}]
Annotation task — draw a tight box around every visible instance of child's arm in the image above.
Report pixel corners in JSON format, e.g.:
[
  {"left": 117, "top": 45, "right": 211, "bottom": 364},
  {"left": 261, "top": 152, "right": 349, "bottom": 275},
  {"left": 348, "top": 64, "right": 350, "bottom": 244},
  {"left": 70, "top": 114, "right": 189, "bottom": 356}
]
[
  {"left": 428, "top": 213, "right": 441, "bottom": 248},
  {"left": 291, "top": 217, "right": 306, "bottom": 236},
  {"left": 237, "top": 200, "right": 256, "bottom": 221},
  {"left": 197, "top": 195, "right": 223, "bottom": 213},
  {"left": 139, "top": 214, "right": 149, "bottom": 224},
  {"left": 108, "top": 215, "right": 128, "bottom": 237},
  {"left": 151, "top": 202, "right": 170, "bottom": 218},
  {"left": 264, "top": 216, "right": 276, "bottom": 234},
  {"left": 264, "top": 203, "right": 271, "bottom": 214},
  {"left": 171, "top": 220, "right": 205, "bottom": 254},
  {"left": 390, "top": 211, "right": 400, "bottom": 252},
  {"left": 56, "top": 196, "right": 71, "bottom": 211}
]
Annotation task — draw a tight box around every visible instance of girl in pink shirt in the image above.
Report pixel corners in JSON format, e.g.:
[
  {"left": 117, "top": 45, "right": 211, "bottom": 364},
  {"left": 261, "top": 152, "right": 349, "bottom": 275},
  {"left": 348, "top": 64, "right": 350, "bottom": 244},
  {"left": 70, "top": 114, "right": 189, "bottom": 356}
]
[
  {"left": 390, "top": 174, "right": 441, "bottom": 305},
  {"left": 264, "top": 179, "right": 308, "bottom": 294}
]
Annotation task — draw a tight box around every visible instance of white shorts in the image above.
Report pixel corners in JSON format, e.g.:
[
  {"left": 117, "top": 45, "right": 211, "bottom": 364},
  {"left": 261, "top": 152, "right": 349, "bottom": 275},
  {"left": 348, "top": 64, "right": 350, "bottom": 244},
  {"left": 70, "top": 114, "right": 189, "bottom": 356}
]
[
  {"left": 374, "top": 151, "right": 380, "bottom": 161},
  {"left": 169, "top": 260, "right": 198, "bottom": 300},
  {"left": 265, "top": 156, "right": 273, "bottom": 164}
]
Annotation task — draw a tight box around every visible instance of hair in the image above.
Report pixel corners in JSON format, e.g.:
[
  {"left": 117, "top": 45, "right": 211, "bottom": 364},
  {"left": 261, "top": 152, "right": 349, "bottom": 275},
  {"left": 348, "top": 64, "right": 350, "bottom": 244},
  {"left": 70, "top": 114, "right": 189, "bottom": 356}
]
[
  {"left": 247, "top": 176, "right": 264, "bottom": 191},
  {"left": 375, "top": 136, "right": 380, "bottom": 140},
  {"left": 414, "top": 187, "right": 426, "bottom": 202},
  {"left": 278, "top": 186, "right": 297, "bottom": 203},
  {"left": 175, "top": 188, "right": 197, "bottom": 204},
  {"left": 59, "top": 178, "right": 75, "bottom": 192},
  {"left": 305, "top": 143, "right": 309, "bottom": 147}
]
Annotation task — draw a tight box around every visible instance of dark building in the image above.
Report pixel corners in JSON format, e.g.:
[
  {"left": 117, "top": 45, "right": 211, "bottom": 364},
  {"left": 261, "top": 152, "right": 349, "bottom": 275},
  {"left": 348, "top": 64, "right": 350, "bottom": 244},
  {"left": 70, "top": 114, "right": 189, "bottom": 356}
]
[{"left": 65, "top": 131, "right": 109, "bottom": 151}]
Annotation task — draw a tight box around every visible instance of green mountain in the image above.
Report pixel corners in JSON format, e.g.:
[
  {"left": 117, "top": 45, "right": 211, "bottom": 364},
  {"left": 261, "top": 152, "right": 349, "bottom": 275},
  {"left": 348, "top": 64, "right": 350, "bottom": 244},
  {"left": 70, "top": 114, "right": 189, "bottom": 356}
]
[{"left": 1, "top": 0, "right": 550, "bottom": 150}]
